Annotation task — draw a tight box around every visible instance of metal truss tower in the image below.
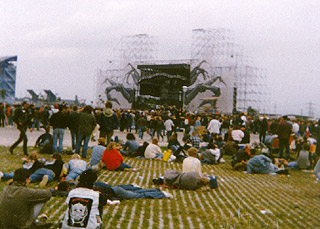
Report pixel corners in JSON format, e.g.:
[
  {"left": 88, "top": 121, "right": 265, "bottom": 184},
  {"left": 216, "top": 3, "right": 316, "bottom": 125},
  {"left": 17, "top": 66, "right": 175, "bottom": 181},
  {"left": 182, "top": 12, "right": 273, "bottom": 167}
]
[
  {"left": 0, "top": 56, "right": 17, "bottom": 103},
  {"left": 191, "top": 28, "right": 270, "bottom": 113},
  {"left": 95, "top": 34, "right": 158, "bottom": 107}
]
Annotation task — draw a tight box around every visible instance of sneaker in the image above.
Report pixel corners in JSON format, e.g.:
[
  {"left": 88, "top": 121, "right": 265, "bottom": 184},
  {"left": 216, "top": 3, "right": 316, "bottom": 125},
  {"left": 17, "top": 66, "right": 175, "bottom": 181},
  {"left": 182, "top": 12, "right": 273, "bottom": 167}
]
[
  {"left": 0, "top": 171, "right": 3, "bottom": 180},
  {"left": 40, "top": 175, "right": 49, "bottom": 187},
  {"left": 6, "top": 179, "right": 13, "bottom": 185},
  {"left": 162, "top": 191, "right": 173, "bottom": 198},
  {"left": 209, "top": 175, "right": 218, "bottom": 189},
  {"left": 132, "top": 168, "right": 142, "bottom": 172}
]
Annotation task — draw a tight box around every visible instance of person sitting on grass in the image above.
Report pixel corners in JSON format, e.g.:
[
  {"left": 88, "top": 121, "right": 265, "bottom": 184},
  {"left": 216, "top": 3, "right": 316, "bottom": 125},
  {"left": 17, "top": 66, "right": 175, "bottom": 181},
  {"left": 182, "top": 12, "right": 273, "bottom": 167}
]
[
  {"left": 145, "top": 138, "right": 163, "bottom": 160},
  {"left": 89, "top": 137, "right": 106, "bottom": 167},
  {"left": 167, "top": 133, "right": 181, "bottom": 152},
  {"left": 65, "top": 154, "right": 88, "bottom": 181},
  {"left": 0, "top": 168, "right": 54, "bottom": 228},
  {"left": 120, "top": 133, "right": 139, "bottom": 157},
  {"left": 0, "top": 151, "right": 43, "bottom": 181},
  {"left": 182, "top": 147, "right": 202, "bottom": 176},
  {"left": 296, "top": 142, "right": 312, "bottom": 169},
  {"left": 153, "top": 170, "right": 218, "bottom": 190},
  {"left": 231, "top": 144, "right": 253, "bottom": 171},
  {"left": 34, "top": 126, "right": 53, "bottom": 154},
  {"left": 30, "top": 153, "right": 65, "bottom": 187},
  {"left": 101, "top": 142, "right": 140, "bottom": 171},
  {"left": 198, "top": 142, "right": 221, "bottom": 164},
  {"left": 188, "top": 131, "right": 202, "bottom": 149},
  {"left": 60, "top": 169, "right": 107, "bottom": 228}
]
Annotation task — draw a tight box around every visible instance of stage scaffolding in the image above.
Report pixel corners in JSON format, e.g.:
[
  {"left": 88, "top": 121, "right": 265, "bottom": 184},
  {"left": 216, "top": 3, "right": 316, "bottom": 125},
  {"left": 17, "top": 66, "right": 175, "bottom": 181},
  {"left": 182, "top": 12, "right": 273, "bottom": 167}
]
[
  {"left": 191, "top": 28, "right": 269, "bottom": 113},
  {"left": 96, "top": 29, "right": 270, "bottom": 113}
]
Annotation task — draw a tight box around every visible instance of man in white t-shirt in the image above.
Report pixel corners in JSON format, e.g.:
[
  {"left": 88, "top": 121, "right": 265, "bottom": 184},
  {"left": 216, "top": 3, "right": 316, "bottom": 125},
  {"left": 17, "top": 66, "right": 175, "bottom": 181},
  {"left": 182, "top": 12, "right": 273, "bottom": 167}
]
[
  {"left": 207, "top": 116, "right": 221, "bottom": 135},
  {"left": 164, "top": 117, "right": 175, "bottom": 141}
]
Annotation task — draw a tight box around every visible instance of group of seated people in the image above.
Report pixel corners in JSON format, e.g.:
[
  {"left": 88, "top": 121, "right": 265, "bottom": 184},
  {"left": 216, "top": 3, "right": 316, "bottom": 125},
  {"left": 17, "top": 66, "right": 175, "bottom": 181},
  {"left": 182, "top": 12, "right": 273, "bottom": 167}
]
[
  {"left": 231, "top": 138, "right": 318, "bottom": 174},
  {"left": 0, "top": 136, "right": 221, "bottom": 228}
]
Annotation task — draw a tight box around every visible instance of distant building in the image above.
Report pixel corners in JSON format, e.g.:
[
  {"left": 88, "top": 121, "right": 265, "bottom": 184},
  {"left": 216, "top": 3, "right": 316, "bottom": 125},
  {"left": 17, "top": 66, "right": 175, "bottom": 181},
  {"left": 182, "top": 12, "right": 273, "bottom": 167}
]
[{"left": 0, "top": 56, "right": 17, "bottom": 103}]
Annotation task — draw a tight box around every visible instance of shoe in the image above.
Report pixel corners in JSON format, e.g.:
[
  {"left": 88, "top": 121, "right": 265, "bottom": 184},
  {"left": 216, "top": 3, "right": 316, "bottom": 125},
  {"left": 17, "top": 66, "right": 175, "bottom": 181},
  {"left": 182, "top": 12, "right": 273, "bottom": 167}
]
[
  {"left": 40, "top": 175, "right": 49, "bottom": 187},
  {"left": 6, "top": 179, "right": 13, "bottom": 185},
  {"left": 162, "top": 191, "right": 173, "bottom": 198},
  {"left": 132, "top": 168, "right": 142, "bottom": 172},
  {"left": 9, "top": 148, "right": 13, "bottom": 155},
  {"left": 0, "top": 171, "right": 3, "bottom": 180}
]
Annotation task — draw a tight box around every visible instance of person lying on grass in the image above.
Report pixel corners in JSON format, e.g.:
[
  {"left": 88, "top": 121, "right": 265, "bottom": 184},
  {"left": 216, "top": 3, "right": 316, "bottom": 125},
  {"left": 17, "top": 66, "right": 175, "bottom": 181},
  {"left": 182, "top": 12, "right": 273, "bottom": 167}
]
[
  {"left": 60, "top": 169, "right": 106, "bottom": 229},
  {"left": 100, "top": 142, "right": 141, "bottom": 171},
  {"left": 0, "top": 151, "right": 43, "bottom": 181},
  {"left": 55, "top": 176, "right": 173, "bottom": 200},
  {"left": 153, "top": 170, "right": 218, "bottom": 190},
  {"left": 30, "top": 153, "right": 65, "bottom": 187},
  {"left": 64, "top": 153, "right": 88, "bottom": 181}
]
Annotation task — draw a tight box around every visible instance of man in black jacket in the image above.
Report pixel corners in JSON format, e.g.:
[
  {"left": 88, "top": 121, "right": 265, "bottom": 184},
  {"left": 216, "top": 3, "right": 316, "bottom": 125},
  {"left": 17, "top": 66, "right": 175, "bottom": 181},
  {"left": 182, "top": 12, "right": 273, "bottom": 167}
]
[
  {"left": 98, "top": 101, "right": 119, "bottom": 145},
  {"left": 10, "top": 102, "right": 33, "bottom": 156},
  {"left": 49, "top": 104, "right": 67, "bottom": 154}
]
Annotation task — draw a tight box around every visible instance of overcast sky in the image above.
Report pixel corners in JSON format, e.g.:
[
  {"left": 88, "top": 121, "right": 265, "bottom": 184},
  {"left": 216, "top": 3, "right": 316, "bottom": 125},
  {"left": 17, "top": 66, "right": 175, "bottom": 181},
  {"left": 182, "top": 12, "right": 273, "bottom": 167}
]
[{"left": 1, "top": 0, "right": 320, "bottom": 116}]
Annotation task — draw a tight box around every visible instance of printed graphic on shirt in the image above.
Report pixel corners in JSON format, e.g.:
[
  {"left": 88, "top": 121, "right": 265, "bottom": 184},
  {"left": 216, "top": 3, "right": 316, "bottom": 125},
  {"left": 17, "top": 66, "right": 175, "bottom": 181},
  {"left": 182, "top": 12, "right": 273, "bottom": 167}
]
[{"left": 68, "top": 197, "right": 93, "bottom": 227}]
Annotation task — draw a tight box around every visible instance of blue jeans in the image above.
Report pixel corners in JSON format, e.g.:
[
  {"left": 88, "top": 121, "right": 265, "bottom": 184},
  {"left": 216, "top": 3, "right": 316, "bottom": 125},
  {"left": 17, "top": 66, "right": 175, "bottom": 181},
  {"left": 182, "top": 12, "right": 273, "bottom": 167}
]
[
  {"left": 115, "top": 162, "right": 133, "bottom": 171},
  {"left": 30, "top": 168, "right": 55, "bottom": 183},
  {"left": 53, "top": 128, "right": 65, "bottom": 154},
  {"left": 65, "top": 171, "right": 81, "bottom": 181},
  {"left": 71, "top": 131, "right": 77, "bottom": 150},
  {"left": 1, "top": 172, "right": 14, "bottom": 181},
  {"left": 32, "top": 118, "right": 40, "bottom": 130},
  {"left": 75, "top": 133, "right": 90, "bottom": 158},
  {"left": 94, "top": 182, "right": 165, "bottom": 200},
  {"left": 138, "top": 126, "right": 146, "bottom": 139}
]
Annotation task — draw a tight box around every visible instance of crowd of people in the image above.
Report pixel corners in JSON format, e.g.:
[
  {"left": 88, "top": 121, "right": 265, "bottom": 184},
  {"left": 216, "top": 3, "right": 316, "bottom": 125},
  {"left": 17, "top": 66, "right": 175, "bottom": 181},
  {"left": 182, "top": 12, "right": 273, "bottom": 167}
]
[{"left": 1, "top": 100, "right": 320, "bottom": 228}]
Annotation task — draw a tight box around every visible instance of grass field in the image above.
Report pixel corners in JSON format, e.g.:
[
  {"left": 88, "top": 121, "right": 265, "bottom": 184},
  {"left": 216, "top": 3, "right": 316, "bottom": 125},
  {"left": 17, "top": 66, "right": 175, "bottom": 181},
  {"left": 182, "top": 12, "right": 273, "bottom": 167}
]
[{"left": 0, "top": 146, "right": 319, "bottom": 228}]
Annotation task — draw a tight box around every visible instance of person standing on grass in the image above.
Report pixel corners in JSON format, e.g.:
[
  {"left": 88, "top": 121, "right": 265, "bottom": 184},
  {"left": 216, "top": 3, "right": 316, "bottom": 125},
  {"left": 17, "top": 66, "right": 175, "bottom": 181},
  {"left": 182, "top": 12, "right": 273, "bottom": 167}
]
[
  {"left": 67, "top": 105, "right": 80, "bottom": 152},
  {"left": 277, "top": 116, "right": 292, "bottom": 160},
  {"left": 164, "top": 116, "right": 175, "bottom": 142},
  {"left": 10, "top": 101, "right": 33, "bottom": 156},
  {"left": 49, "top": 104, "right": 67, "bottom": 154},
  {"left": 98, "top": 101, "right": 119, "bottom": 145},
  {"left": 0, "top": 168, "right": 54, "bottom": 228},
  {"left": 75, "top": 105, "right": 96, "bottom": 158}
]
